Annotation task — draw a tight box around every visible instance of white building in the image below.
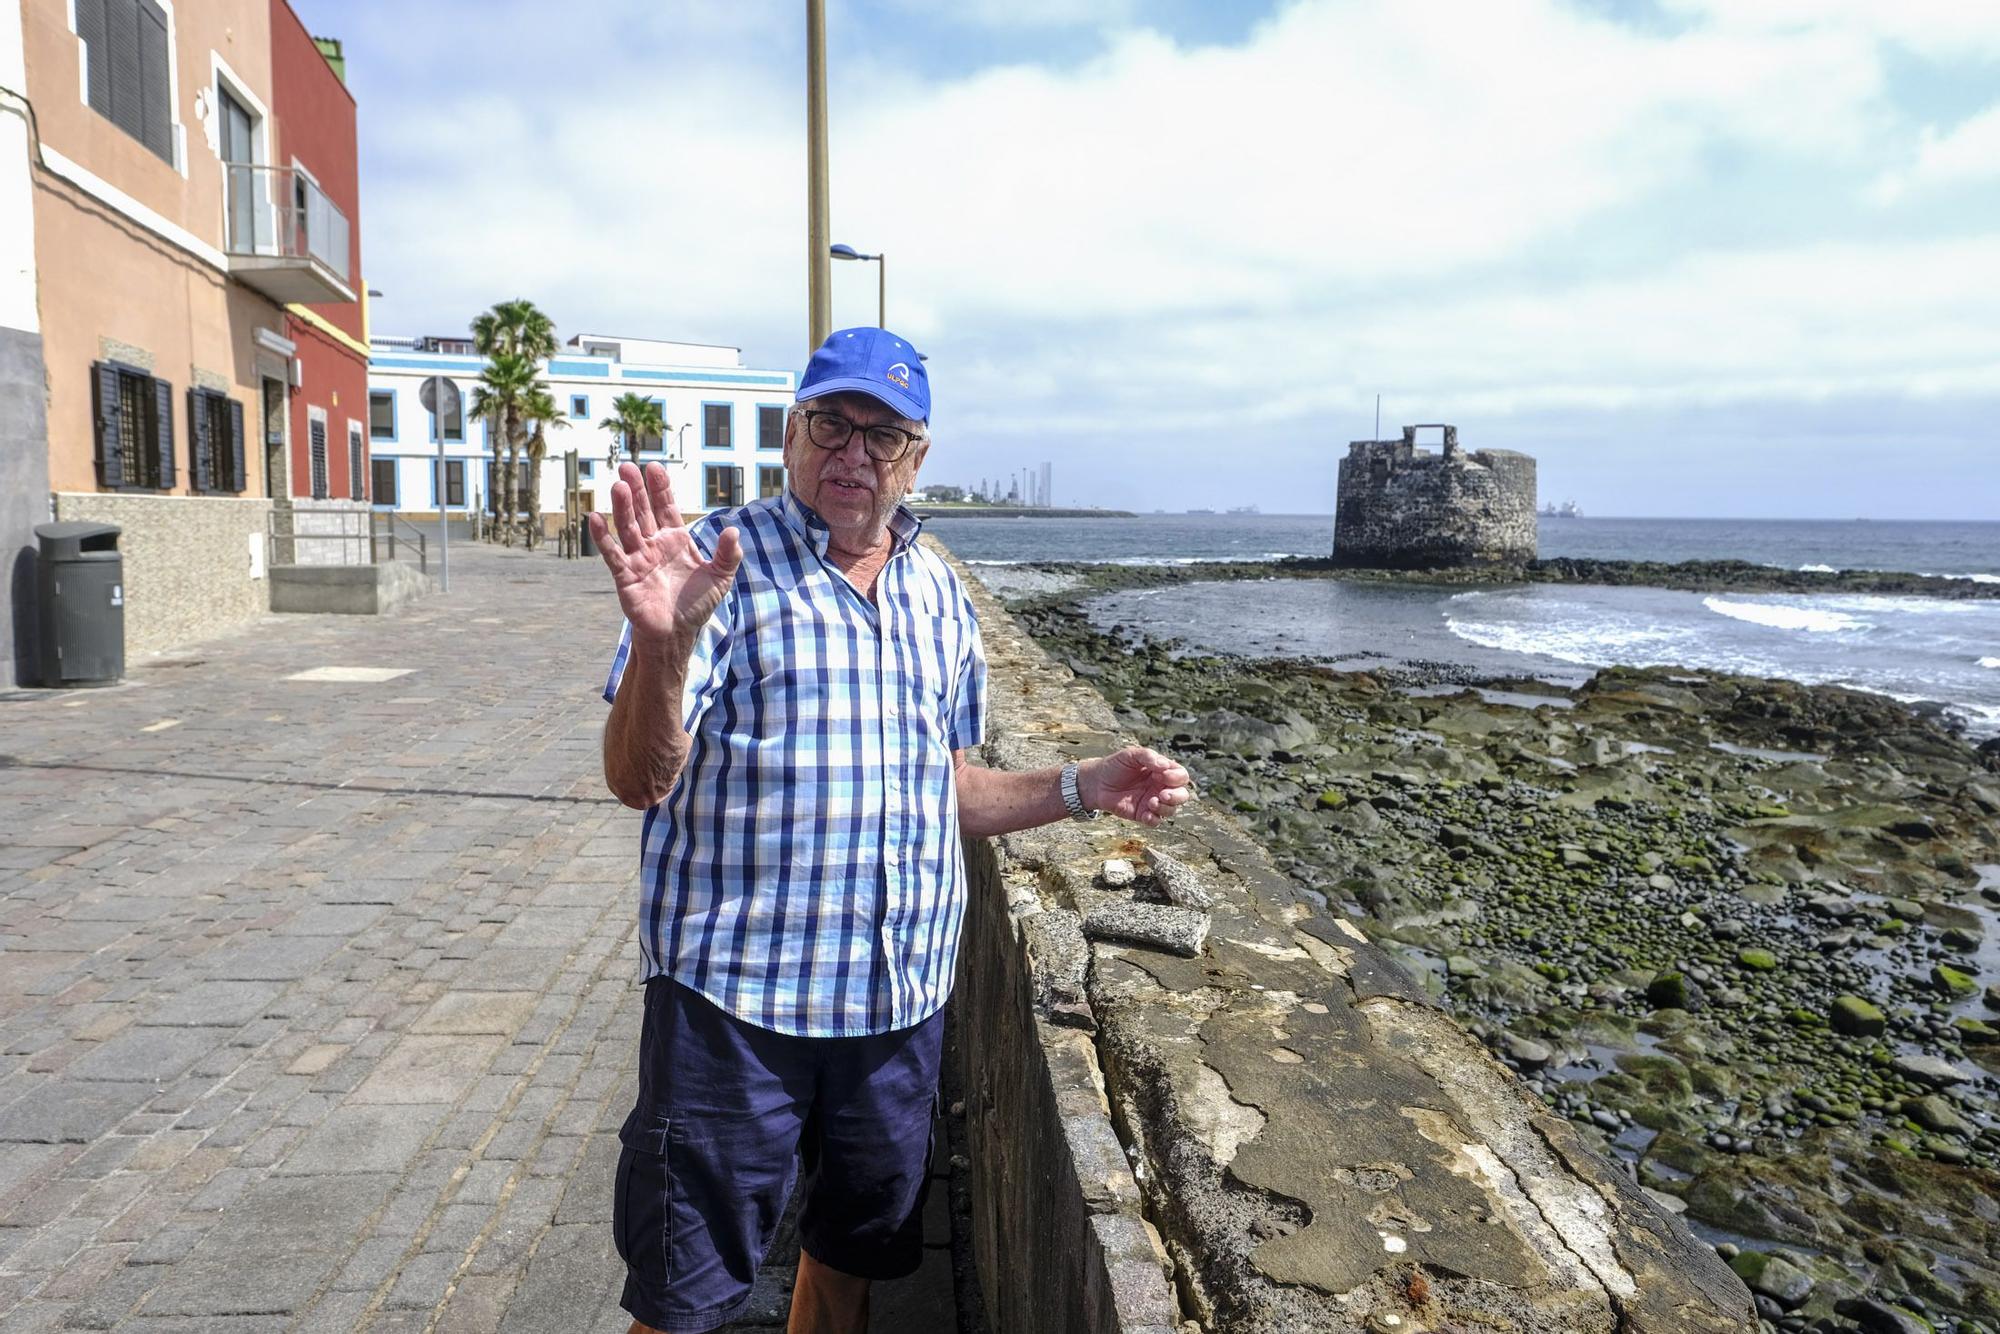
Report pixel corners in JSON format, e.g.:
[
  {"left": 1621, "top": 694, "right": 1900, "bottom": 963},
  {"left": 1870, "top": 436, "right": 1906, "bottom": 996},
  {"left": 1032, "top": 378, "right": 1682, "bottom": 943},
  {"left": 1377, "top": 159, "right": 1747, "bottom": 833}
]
[{"left": 365, "top": 332, "right": 797, "bottom": 526}]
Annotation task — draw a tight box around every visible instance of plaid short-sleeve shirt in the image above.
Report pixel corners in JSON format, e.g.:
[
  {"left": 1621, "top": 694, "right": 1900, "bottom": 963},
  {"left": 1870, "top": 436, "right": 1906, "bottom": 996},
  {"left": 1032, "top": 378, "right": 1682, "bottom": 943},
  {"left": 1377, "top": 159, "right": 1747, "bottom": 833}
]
[{"left": 603, "top": 490, "right": 987, "bottom": 1038}]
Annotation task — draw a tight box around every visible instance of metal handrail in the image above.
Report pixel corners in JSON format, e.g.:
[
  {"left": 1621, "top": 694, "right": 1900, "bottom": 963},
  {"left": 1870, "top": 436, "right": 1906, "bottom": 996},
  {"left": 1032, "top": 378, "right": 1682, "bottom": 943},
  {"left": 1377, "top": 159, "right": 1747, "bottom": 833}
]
[
  {"left": 265, "top": 508, "right": 429, "bottom": 575},
  {"left": 221, "top": 163, "right": 352, "bottom": 283},
  {"left": 374, "top": 511, "right": 429, "bottom": 574}
]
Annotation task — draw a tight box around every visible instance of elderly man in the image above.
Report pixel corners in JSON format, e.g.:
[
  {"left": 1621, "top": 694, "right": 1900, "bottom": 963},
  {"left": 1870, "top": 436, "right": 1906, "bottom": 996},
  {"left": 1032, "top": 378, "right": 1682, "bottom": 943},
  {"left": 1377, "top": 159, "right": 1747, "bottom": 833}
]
[{"left": 589, "top": 327, "right": 1190, "bottom": 1334}]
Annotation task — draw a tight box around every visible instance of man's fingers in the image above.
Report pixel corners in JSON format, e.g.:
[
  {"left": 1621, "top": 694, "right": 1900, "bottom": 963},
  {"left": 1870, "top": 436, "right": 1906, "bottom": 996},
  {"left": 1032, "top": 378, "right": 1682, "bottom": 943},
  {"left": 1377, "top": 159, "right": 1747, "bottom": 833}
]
[
  {"left": 587, "top": 511, "right": 626, "bottom": 572},
  {"left": 646, "top": 463, "right": 685, "bottom": 531},
  {"left": 618, "top": 462, "right": 657, "bottom": 538},
  {"left": 708, "top": 526, "right": 743, "bottom": 578},
  {"left": 611, "top": 479, "right": 646, "bottom": 556}
]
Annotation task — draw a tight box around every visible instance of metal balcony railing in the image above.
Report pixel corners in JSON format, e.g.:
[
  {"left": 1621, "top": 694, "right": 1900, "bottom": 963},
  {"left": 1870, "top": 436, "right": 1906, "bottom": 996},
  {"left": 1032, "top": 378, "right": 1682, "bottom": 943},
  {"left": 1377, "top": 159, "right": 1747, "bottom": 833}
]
[{"left": 222, "top": 162, "right": 352, "bottom": 287}]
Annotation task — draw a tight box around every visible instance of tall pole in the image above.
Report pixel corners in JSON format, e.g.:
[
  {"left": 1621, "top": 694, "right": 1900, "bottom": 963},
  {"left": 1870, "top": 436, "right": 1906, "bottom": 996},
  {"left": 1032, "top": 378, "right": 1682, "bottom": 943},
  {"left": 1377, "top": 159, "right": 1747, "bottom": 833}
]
[
  {"left": 1374, "top": 393, "right": 1381, "bottom": 441},
  {"left": 877, "top": 252, "right": 886, "bottom": 328},
  {"left": 806, "top": 0, "right": 832, "bottom": 353}
]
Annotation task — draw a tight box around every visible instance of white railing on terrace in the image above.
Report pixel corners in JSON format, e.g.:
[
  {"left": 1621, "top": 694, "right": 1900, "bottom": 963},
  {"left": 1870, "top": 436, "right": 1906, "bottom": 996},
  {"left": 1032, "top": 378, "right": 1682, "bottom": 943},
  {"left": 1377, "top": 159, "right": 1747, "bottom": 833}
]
[{"left": 222, "top": 163, "right": 351, "bottom": 284}]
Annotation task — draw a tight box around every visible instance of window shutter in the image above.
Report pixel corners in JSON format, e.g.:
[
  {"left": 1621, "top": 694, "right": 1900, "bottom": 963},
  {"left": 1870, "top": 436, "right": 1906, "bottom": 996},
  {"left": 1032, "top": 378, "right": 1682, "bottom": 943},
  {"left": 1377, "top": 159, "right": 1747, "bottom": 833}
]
[
  {"left": 76, "top": 0, "right": 111, "bottom": 117},
  {"left": 93, "top": 362, "right": 126, "bottom": 489},
  {"left": 188, "top": 389, "right": 212, "bottom": 492},
  {"left": 309, "top": 418, "right": 328, "bottom": 499},
  {"left": 135, "top": 0, "right": 172, "bottom": 164},
  {"left": 229, "top": 400, "right": 247, "bottom": 493},
  {"left": 103, "top": 0, "right": 144, "bottom": 144},
  {"left": 153, "top": 375, "right": 176, "bottom": 490},
  {"left": 728, "top": 466, "right": 744, "bottom": 507}
]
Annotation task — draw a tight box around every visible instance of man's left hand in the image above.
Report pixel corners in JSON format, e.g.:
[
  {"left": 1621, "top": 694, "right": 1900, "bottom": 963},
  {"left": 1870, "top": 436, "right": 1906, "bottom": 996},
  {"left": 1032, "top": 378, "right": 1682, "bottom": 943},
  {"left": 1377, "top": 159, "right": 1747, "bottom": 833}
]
[{"left": 1082, "top": 747, "right": 1193, "bottom": 827}]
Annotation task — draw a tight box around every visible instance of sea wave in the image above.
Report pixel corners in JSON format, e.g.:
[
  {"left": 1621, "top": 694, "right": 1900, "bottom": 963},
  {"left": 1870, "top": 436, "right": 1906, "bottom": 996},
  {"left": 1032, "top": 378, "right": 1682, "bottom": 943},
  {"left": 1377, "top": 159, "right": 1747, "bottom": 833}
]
[
  {"left": 1980, "top": 657, "right": 2000, "bottom": 670},
  {"left": 1701, "top": 597, "right": 1868, "bottom": 634},
  {"left": 1798, "top": 563, "right": 1837, "bottom": 573},
  {"left": 1925, "top": 572, "right": 2000, "bottom": 584}
]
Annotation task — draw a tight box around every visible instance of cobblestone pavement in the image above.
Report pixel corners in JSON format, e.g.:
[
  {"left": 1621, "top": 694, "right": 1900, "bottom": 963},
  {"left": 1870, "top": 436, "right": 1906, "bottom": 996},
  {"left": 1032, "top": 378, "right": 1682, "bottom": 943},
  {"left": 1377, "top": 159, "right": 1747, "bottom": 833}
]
[{"left": 0, "top": 544, "right": 954, "bottom": 1332}]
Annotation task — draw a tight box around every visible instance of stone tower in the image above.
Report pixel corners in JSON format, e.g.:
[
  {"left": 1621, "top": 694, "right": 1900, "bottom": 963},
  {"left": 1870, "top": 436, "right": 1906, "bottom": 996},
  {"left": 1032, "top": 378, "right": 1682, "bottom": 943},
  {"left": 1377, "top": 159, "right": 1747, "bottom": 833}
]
[{"left": 1333, "top": 424, "right": 1537, "bottom": 568}]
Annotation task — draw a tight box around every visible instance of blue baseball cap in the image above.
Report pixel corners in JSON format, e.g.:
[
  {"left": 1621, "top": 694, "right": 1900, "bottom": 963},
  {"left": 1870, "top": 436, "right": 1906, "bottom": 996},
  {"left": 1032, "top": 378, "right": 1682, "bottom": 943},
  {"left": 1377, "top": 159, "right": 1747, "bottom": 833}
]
[{"left": 796, "top": 327, "right": 930, "bottom": 424}]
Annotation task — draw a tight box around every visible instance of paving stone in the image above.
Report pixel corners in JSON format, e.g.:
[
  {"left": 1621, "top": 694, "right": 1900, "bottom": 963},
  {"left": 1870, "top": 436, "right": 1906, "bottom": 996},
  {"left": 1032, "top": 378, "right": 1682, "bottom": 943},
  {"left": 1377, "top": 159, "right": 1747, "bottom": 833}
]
[
  {"left": 274, "top": 904, "right": 388, "bottom": 936},
  {"left": 65, "top": 1027, "right": 233, "bottom": 1084},
  {"left": 274, "top": 1103, "right": 446, "bottom": 1175},
  {"left": 0, "top": 1083, "right": 154, "bottom": 1143},
  {"left": 143, "top": 1174, "right": 397, "bottom": 1314},
  {"left": 495, "top": 1223, "right": 623, "bottom": 1333},
  {"left": 200, "top": 935, "right": 344, "bottom": 982},
  {"left": 138, "top": 981, "right": 284, "bottom": 1029},
  {"left": 411, "top": 991, "right": 540, "bottom": 1037},
  {"left": 350, "top": 1035, "right": 505, "bottom": 1105}
]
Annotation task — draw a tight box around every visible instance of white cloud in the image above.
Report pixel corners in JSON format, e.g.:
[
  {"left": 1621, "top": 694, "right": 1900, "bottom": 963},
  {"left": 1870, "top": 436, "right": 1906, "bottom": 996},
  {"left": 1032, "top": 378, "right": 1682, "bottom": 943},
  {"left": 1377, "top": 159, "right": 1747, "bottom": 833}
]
[
  {"left": 337, "top": 0, "right": 2000, "bottom": 510},
  {"left": 1871, "top": 101, "right": 2000, "bottom": 201}
]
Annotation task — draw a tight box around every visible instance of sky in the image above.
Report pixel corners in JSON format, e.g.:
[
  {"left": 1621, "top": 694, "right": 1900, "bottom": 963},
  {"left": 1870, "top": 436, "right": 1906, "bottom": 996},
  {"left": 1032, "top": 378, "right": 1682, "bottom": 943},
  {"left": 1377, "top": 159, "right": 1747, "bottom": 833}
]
[{"left": 292, "top": 0, "right": 2000, "bottom": 518}]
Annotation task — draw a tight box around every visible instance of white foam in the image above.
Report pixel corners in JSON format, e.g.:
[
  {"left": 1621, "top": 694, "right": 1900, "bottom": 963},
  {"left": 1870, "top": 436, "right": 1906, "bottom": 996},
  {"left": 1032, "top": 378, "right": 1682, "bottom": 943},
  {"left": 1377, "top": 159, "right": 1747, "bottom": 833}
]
[
  {"left": 1924, "top": 571, "right": 2000, "bottom": 584},
  {"left": 1701, "top": 597, "right": 1868, "bottom": 634},
  {"left": 1980, "top": 657, "right": 2000, "bottom": 670},
  {"left": 1798, "top": 563, "right": 1837, "bottom": 573}
]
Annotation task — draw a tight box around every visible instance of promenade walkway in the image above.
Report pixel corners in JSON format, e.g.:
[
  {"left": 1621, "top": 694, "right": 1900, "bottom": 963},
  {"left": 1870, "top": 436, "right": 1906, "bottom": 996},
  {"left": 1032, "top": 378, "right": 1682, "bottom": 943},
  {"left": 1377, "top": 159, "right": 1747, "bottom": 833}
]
[{"left": 0, "top": 543, "right": 954, "bottom": 1332}]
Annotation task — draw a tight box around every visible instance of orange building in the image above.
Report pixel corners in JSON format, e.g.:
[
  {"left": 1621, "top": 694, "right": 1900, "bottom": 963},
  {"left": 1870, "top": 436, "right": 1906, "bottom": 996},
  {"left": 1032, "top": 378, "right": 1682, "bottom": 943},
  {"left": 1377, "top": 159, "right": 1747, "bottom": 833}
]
[{"left": 1, "top": 0, "right": 366, "bottom": 679}]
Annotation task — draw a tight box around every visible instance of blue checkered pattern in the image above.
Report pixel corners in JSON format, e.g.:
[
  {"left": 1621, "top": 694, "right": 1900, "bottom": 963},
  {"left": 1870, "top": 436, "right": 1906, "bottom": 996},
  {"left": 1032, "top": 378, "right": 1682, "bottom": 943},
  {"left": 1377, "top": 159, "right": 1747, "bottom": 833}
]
[{"left": 603, "top": 491, "right": 987, "bottom": 1038}]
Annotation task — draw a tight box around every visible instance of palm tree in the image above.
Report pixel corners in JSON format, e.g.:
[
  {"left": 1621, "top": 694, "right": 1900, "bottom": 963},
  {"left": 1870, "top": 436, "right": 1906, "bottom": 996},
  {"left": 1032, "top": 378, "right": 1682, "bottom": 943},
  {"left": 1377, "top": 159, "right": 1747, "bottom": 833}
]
[
  {"left": 467, "top": 351, "right": 538, "bottom": 547},
  {"left": 470, "top": 299, "right": 559, "bottom": 545},
  {"left": 519, "top": 388, "right": 566, "bottom": 549},
  {"left": 599, "top": 392, "right": 666, "bottom": 465}
]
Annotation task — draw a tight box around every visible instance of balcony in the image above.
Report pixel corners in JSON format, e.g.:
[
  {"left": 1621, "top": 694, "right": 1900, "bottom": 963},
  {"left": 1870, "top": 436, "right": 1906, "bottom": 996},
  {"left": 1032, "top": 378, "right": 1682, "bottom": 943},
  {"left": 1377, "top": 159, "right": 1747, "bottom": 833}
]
[{"left": 222, "top": 163, "right": 356, "bottom": 305}]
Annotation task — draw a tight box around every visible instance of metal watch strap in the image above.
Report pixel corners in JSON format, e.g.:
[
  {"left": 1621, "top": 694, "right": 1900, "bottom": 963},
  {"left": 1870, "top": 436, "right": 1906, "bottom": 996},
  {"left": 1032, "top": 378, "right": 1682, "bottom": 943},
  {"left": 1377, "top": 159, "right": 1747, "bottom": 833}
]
[{"left": 1060, "top": 760, "right": 1101, "bottom": 822}]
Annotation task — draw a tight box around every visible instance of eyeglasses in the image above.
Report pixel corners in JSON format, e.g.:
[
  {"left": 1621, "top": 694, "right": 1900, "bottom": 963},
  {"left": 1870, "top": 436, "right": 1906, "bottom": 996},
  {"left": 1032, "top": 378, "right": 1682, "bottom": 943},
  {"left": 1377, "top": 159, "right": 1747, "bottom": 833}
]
[{"left": 800, "top": 410, "right": 925, "bottom": 463}]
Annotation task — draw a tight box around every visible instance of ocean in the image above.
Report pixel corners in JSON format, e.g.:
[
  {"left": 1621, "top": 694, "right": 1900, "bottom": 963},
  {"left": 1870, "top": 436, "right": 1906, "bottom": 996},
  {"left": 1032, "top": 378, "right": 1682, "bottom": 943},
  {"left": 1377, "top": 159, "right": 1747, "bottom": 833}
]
[{"left": 932, "top": 515, "right": 2000, "bottom": 738}]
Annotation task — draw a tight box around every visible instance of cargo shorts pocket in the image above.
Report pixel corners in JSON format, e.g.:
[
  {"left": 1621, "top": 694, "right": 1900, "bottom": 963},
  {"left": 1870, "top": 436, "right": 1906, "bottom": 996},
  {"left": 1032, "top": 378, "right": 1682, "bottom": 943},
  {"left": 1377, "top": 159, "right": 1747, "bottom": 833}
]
[{"left": 612, "top": 1120, "right": 674, "bottom": 1281}]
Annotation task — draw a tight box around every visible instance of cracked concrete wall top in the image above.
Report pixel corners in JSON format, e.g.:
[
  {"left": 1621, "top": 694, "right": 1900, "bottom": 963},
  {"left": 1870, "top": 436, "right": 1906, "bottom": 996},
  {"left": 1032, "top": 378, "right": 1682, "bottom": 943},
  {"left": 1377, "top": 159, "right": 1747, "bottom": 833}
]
[{"left": 939, "top": 535, "right": 1755, "bottom": 1334}]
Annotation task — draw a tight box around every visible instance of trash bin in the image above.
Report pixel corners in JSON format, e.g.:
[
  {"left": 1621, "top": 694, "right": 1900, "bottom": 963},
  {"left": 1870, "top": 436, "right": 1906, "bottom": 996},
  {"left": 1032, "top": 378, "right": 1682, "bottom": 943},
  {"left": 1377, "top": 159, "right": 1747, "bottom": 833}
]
[
  {"left": 35, "top": 521, "right": 123, "bottom": 686},
  {"left": 579, "top": 516, "right": 597, "bottom": 558}
]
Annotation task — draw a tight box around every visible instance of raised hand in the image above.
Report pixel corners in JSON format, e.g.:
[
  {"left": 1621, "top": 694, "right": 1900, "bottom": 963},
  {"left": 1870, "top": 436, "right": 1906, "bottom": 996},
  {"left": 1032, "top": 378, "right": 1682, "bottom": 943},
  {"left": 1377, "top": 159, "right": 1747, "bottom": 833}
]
[
  {"left": 1082, "top": 747, "right": 1194, "bottom": 827},
  {"left": 588, "top": 461, "right": 742, "bottom": 649}
]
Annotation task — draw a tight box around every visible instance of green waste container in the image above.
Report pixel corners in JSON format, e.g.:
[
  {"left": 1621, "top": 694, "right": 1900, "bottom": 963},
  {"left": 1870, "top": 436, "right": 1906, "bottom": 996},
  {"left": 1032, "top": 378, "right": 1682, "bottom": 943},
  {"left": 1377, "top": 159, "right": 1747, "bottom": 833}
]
[{"left": 36, "top": 521, "right": 124, "bottom": 686}]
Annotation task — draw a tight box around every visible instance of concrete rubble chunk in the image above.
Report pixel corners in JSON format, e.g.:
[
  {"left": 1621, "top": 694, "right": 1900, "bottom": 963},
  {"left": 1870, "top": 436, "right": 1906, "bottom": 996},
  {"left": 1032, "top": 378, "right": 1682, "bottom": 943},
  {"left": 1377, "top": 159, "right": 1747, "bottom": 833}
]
[
  {"left": 1083, "top": 901, "right": 1210, "bottom": 958},
  {"left": 1142, "top": 847, "right": 1215, "bottom": 910},
  {"left": 1100, "top": 857, "right": 1136, "bottom": 887}
]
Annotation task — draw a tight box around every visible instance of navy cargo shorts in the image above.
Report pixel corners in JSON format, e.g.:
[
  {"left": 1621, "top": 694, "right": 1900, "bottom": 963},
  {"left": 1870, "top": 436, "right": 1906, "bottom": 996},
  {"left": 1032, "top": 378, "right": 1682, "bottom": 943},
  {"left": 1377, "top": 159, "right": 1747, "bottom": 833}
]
[{"left": 613, "top": 978, "right": 944, "bottom": 1334}]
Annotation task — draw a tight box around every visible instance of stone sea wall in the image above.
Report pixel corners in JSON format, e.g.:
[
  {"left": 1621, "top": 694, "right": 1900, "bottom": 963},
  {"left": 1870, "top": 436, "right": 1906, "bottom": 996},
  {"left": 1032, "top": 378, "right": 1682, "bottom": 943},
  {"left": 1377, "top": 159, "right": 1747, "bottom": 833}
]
[{"left": 942, "top": 536, "right": 1754, "bottom": 1334}]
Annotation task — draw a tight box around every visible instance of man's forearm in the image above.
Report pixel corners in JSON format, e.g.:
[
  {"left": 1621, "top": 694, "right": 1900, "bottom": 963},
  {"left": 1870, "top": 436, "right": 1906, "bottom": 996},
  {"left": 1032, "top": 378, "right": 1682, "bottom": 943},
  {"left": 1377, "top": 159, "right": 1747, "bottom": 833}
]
[
  {"left": 955, "top": 759, "right": 1086, "bottom": 840},
  {"left": 603, "top": 634, "right": 696, "bottom": 809}
]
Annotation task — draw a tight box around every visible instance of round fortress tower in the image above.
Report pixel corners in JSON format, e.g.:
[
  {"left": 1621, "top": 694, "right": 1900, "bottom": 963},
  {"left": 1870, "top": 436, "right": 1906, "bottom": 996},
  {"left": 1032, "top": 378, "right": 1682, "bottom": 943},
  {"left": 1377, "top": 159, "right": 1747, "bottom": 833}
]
[{"left": 1332, "top": 424, "right": 1538, "bottom": 568}]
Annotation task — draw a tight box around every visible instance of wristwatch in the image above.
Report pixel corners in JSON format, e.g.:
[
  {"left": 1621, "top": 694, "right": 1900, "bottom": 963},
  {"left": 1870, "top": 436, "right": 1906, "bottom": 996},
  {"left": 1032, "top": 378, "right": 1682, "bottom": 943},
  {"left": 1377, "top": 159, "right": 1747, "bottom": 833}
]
[{"left": 1060, "top": 761, "right": 1102, "bottom": 822}]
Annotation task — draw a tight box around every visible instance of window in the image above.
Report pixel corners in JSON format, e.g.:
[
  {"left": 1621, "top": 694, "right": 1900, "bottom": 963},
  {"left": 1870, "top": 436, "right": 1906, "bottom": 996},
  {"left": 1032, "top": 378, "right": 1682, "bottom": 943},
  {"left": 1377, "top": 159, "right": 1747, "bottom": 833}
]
[
  {"left": 703, "top": 403, "right": 732, "bottom": 449},
  {"left": 74, "top": 0, "right": 175, "bottom": 166},
  {"left": 635, "top": 399, "right": 666, "bottom": 454},
  {"left": 704, "top": 465, "right": 743, "bottom": 509},
  {"left": 308, "top": 415, "right": 329, "bottom": 499},
  {"left": 758, "top": 465, "right": 785, "bottom": 499},
  {"left": 578, "top": 460, "right": 595, "bottom": 479},
  {"left": 443, "top": 460, "right": 466, "bottom": 508},
  {"left": 372, "top": 458, "right": 398, "bottom": 506},
  {"left": 369, "top": 390, "right": 396, "bottom": 441},
  {"left": 91, "top": 362, "right": 174, "bottom": 490},
  {"left": 570, "top": 394, "right": 589, "bottom": 419},
  {"left": 187, "top": 388, "right": 245, "bottom": 494},
  {"left": 758, "top": 405, "right": 785, "bottom": 450},
  {"left": 348, "top": 421, "right": 365, "bottom": 501}
]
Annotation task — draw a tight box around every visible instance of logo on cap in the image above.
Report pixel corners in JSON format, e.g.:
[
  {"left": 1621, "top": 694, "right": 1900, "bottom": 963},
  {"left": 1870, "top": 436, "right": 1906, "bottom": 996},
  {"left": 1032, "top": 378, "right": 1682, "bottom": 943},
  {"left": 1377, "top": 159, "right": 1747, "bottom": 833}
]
[{"left": 885, "top": 362, "right": 911, "bottom": 389}]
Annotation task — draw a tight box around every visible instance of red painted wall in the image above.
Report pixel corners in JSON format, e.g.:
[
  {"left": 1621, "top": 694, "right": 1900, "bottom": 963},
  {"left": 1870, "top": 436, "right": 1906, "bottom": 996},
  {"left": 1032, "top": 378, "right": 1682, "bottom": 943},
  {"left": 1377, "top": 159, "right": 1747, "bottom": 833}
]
[{"left": 269, "top": 0, "right": 368, "bottom": 499}]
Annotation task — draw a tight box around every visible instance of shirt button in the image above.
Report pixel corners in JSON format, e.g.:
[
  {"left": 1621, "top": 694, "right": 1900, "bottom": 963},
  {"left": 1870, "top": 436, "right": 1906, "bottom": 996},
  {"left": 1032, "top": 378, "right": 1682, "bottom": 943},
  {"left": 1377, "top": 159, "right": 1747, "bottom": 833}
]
[{"left": 887, "top": 850, "right": 900, "bottom": 865}]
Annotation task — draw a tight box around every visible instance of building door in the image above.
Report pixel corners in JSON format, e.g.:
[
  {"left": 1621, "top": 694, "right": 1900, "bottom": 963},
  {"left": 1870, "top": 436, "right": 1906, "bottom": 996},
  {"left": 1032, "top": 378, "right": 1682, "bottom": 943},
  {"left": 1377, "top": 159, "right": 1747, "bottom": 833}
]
[
  {"left": 219, "top": 86, "right": 256, "bottom": 252},
  {"left": 261, "top": 376, "right": 287, "bottom": 497}
]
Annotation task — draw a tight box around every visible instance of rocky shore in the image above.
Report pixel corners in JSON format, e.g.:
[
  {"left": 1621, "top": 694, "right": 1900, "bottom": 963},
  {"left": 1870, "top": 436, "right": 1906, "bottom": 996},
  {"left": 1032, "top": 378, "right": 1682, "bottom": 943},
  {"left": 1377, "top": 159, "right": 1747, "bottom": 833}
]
[
  {"left": 1000, "top": 554, "right": 2000, "bottom": 603},
  {"left": 995, "top": 572, "right": 2000, "bottom": 1334}
]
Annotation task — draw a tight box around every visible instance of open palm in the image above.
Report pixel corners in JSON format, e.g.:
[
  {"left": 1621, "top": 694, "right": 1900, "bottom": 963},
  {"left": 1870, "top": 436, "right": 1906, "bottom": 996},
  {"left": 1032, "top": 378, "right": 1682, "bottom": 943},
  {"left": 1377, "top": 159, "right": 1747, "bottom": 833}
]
[
  {"left": 588, "top": 461, "right": 741, "bottom": 646},
  {"left": 1085, "top": 747, "right": 1194, "bottom": 827}
]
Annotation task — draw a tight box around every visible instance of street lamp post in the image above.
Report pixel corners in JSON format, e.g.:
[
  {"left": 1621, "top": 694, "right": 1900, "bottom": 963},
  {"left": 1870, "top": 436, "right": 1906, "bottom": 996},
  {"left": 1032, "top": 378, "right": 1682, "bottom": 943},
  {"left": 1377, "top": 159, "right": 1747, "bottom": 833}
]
[
  {"left": 829, "top": 243, "right": 884, "bottom": 327},
  {"left": 806, "top": 0, "right": 832, "bottom": 353}
]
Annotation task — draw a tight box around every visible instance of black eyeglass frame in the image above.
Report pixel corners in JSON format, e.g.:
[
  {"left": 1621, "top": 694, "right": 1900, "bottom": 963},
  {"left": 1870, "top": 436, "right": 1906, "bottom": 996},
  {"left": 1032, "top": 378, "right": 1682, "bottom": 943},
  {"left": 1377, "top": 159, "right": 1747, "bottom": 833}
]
[{"left": 798, "top": 409, "right": 926, "bottom": 463}]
